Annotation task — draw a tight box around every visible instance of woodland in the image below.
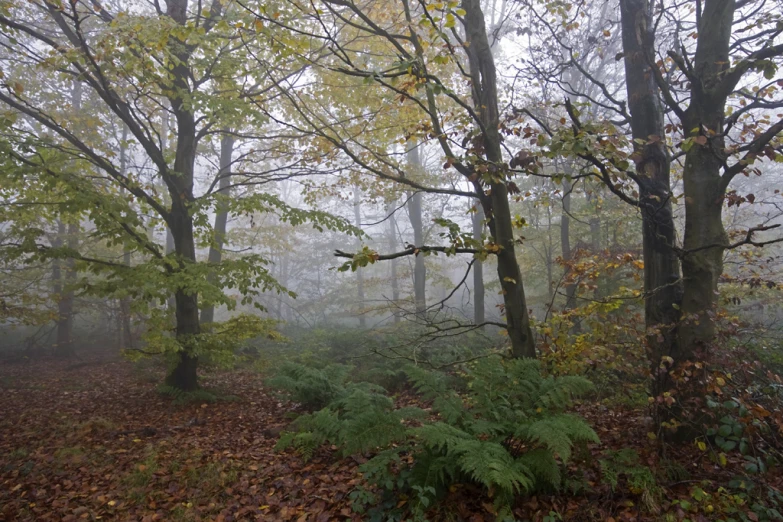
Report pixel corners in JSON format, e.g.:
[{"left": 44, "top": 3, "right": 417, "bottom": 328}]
[{"left": 1, "top": 0, "right": 783, "bottom": 519}]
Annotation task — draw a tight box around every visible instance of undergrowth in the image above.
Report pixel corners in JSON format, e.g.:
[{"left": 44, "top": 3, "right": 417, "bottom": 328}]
[{"left": 269, "top": 357, "right": 598, "bottom": 519}]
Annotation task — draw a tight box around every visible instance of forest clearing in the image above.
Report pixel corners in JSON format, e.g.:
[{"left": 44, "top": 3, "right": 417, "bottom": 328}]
[{"left": 1, "top": 0, "right": 783, "bottom": 519}]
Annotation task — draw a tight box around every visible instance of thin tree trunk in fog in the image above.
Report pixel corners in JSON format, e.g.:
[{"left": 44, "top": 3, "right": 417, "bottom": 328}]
[
  {"left": 52, "top": 80, "right": 83, "bottom": 357},
  {"left": 559, "top": 176, "right": 579, "bottom": 333},
  {"left": 406, "top": 144, "right": 426, "bottom": 316},
  {"left": 387, "top": 200, "right": 400, "bottom": 323},
  {"left": 200, "top": 133, "right": 234, "bottom": 325},
  {"left": 353, "top": 188, "right": 366, "bottom": 327},
  {"left": 162, "top": 102, "right": 177, "bottom": 313},
  {"left": 275, "top": 254, "right": 284, "bottom": 321},
  {"left": 119, "top": 124, "right": 133, "bottom": 349},
  {"left": 545, "top": 203, "right": 554, "bottom": 302},
  {"left": 53, "top": 220, "right": 77, "bottom": 357},
  {"left": 472, "top": 204, "right": 485, "bottom": 325},
  {"left": 620, "top": 0, "right": 682, "bottom": 399}
]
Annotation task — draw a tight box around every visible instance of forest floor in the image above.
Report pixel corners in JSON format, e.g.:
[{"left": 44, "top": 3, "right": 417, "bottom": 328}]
[{"left": 1, "top": 354, "right": 782, "bottom": 522}]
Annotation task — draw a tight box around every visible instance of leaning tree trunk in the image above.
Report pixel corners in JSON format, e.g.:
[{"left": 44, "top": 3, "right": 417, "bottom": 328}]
[
  {"left": 620, "top": 0, "right": 682, "bottom": 398},
  {"left": 407, "top": 144, "right": 427, "bottom": 317},
  {"left": 464, "top": 0, "right": 535, "bottom": 358},
  {"left": 200, "top": 133, "right": 234, "bottom": 325}
]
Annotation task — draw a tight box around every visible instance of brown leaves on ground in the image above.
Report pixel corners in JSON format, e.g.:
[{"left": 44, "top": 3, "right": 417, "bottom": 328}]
[
  {"left": 1, "top": 357, "right": 782, "bottom": 521},
  {"left": 0, "top": 358, "right": 362, "bottom": 522}
]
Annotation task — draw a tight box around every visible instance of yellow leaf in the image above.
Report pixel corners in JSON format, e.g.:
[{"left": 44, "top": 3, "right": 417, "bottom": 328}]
[
  {"left": 108, "top": 500, "right": 116, "bottom": 506},
  {"left": 697, "top": 441, "right": 706, "bottom": 451}
]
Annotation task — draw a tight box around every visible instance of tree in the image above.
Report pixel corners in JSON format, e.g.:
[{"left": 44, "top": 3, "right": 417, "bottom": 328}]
[
  {"left": 619, "top": 0, "right": 682, "bottom": 397},
  {"left": 657, "top": 0, "right": 783, "bottom": 361},
  {"left": 0, "top": 0, "right": 355, "bottom": 388},
  {"left": 265, "top": 0, "right": 537, "bottom": 357}
]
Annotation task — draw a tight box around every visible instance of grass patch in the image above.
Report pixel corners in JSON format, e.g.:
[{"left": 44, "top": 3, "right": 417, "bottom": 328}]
[
  {"left": 8, "top": 447, "right": 29, "bottom": 459},
  {"left": 76, "top": 416, "right": 116, "bottom": 434},
  {"left": 157, "top": 385, "right": 240, "bottom": 406},
  {"left": 183, "top": 460, "right": 239, "bottom": 493},
  {"left": 124, "top": 451, "right": 159, "bottom": 491},
  {"left": 55, "top": 446, "right": 85, "bottom": 460}
]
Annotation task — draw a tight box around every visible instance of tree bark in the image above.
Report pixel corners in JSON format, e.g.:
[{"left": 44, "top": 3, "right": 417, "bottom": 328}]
[
  {"left": 463, "top": 0, "right": 535, "bottom": 358},
  {"left": 620, "top": 0, "right": 683, "bottom": 397},
  {"left": 52, "top": 80, "right": 83, "bottom": 358},
  {"left": 387, "top": 200, "right": 401, "bottom": 323},
  {"left": 676, "top": 0, "right": 734, "bottom": 357},
  {"left": 353, "top": 188, "right": 367, "bottom": 327},
  {"left": 560, "top": 176, "right": 579, "bottom": 332},
  {"left": 200, "top": 133, "right": 234, "bottom": 325},
  {"left": 164, "top": 0, "right": 202, "bottom": 391},
  {"left": 119, "top": 124, "right": 133, "bottom": 349},
  {"left": 472, "top": 204, "right": 485, "bottom": 325},
  {"left": 407, "top": 144, "right": 427, "bottom": 316}
]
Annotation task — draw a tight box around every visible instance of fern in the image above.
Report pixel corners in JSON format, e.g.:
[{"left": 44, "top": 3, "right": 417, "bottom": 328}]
[
  {"left": 266, "top": 361, "right": 351, "bottom": 409},
  {"left": 454, "top": 440, "right": 534, "bottom": 498},
  {"left": 268, "top": 357, "right": 600, "bottom": 517}
]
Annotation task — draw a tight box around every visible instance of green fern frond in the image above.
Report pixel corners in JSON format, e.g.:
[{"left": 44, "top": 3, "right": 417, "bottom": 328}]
[
  {"left": 410, "top": 451, "right": 453, "bottom": 491},
  {"left": 340, "top": 410, "right": 408, "bottom": 455},
  {"left": 454, "top": 440, "right": 534, "bottom": 497},
  {"left": 405, "top": 365, "right": 447, "bottom": 400},
  {"left": 432, "top": 394, "right": 466, "bottom": 424},
  {"left": 413, "top": 422, "right": 473, "bottom": 452},
  {"left": 535, "top": 375, "right": 594, "bottom": 410},
  {"left": 517, "top": 414, "right": 598, "bottom": 462},
  {"left": 518, "top": 448, "right": 561, "bottom": 489}
]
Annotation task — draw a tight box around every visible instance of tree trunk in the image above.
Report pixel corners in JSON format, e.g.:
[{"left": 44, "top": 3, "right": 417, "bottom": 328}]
[
  {"left": 620, "top": 0, "right": 683, "bottom": 397},
  {"left": 464, "top": 0, "right": 535, "bottom": 358},
  {"left": 200, "top": 133, "right": 234, "bottom": 325},
  {"left": 353, "top": 188, "right": 366, "bottom": 327},
  {"left": 53, "top": 79, "right": 82, "bottom": 358},
  {"left": 164, "top": 8, "right": 201, "bottom": 390},
  {"left": 387, "top": 200, "right": 401, "bottom": 323},
  {"left": 119, "top": 124, "right": 133, "bottom": 349},
  {"left": 407, "top": 144, "right": 427, "bottom": 316},
  {"left": 676, "top": 0, "right": 734, "bottom": 358},
  {"left": 545, "top": 203, "right": 554, "bottom": 302},
  {"left": 472, "top": 204, "right": 485, "bottom": 325},
  {"left": 560, "top": 176, "right": 579, "bottom": 332}
]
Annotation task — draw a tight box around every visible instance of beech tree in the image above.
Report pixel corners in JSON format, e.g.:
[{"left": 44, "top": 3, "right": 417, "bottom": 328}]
[
  {"left": 0, "top": 0, "right": 357, "bottom": 388},
  {"left": 258, "top": 0, "right": 537, "bottom": 357}
]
